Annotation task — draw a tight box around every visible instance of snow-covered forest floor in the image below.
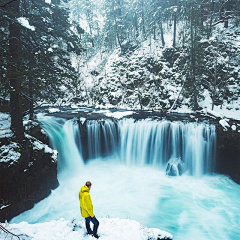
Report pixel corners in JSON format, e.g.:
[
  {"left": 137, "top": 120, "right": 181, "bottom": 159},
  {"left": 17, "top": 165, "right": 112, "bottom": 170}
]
[
  {"left": 1, "top": 218, "right": 173, "bottom": 240},
  {"left": 52, "top": 21, "right": 240, "bottom": 122}
]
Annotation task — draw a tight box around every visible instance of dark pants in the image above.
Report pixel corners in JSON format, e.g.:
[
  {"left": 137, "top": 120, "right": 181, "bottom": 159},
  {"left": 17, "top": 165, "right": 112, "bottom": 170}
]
[{"left": 85, "top": 216, "right": 99, "bottom": 235}]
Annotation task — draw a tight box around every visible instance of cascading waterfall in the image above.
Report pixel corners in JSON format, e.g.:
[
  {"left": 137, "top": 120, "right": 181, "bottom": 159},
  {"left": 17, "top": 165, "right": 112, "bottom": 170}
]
[
  {"left": 37, "top": 114, "right": 216, "bottom": 177},
  {"left": 39, "top": 116, "right": 216, "bottom": 177},
  {"left": 38, "top": 115, "right": 216, "bottom": 177},
  {"left": 87, "top": 120, "right": 119, "bottom": 159},
  {"left": 38, "top": 114, "right": 84, "bottom": 180},
  {"left": 85, "top": 118, "right": 216, "bottom": 176}
]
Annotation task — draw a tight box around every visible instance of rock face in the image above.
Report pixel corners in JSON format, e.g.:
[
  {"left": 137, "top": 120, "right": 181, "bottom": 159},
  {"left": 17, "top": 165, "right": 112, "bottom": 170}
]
[
  {"left": 216, "top": 126, "right": 240, "bottom": 184},
  {"left": 166, "top": 158, "right": 185, "bottom": 176},
  {"left": 0, "top": 121, "right": 59, "bottom": 222}
]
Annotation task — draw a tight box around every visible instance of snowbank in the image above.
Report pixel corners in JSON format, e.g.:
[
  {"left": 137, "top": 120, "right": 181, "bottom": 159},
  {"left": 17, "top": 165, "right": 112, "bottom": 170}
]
[
  {"left": 92, "top": 110, "right": 135, "bottom": 119},
  {"left": 199, "top": 90, "right": 240, "bottom": 121},
  {"left": 1, "top": 218, "right": 173, "bottom": 240}
]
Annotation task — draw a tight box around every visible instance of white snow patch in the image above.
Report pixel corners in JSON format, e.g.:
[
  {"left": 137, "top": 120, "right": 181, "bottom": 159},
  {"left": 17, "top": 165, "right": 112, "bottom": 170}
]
[
  {"left": 80, "top": 117, "right": 86, "bottom": 124},
  {"left": 26, "top": 134, "right": 57, "bottom": 161},
  {"left": 49, "top": 108, "right": 60, "bottom": 113},
  {"left": 105, "top": 111, "right": 134, "bottom": 119},
  {"left": 0, "top": 142, "right": 21, "bottom": 165},
  {"left": 0, "top": 112, "right": 12, "bottom": 138},
  {"left": 2, "top": 218, "right": 172, "bottom": 240},
  {"left": 199, "top": 90, "right": 240, "bottom": 121},
  {"left": 45, "top": 0, "right": 51, "bottom": 4},
  {"left": 59, "top": 85, "right": 67, "bottom": 91},
  {"left": 17, "top": 17, "right": 35, "bottom": 31},
  {"left": 91, "top": 110, "right": 134, "bottom": 119},
  {"left": 71, "top": 104, "right": 78, "bottom": 109},
  {"left": 0, "top": 204, "right": 10, "bottom": 210},
  {"left": 219, "top": 119, "right": 230, "bottom": 130},
  {"left": 231, "top": 125, "right": 236, "bottom": 131}
]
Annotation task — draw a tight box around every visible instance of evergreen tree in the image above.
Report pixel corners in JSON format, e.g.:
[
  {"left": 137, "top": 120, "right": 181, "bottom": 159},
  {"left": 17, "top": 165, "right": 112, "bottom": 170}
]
[
  {"left": 1, "top": 0, "right": 24, "bottom": 141},
  {"left": 1, "top": 0, "right": 83, "bottom": 121}
]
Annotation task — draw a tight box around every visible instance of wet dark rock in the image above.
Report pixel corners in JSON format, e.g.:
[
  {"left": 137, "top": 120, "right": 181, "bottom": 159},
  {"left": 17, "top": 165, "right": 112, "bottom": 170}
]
[
  {"left": 90, "top": 70, "right": 100, "bottom": 76},
  {"left": 0, "top": 124, "right": 59, "bottom": 222},
  {"left": 166, "top": 158, "right": 185, "bottom": 176},
  {"left": 0, "top": 97, "right": 9, "bottom": 112},
  {"left": 216, "top": 126, "right": 240, "bottom": 184}
]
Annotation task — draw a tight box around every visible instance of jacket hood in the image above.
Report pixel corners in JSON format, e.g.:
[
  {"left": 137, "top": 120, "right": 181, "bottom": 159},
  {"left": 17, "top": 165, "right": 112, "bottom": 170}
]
[{"left": 80, "top": 185, "right": 90, "bottom": 193}]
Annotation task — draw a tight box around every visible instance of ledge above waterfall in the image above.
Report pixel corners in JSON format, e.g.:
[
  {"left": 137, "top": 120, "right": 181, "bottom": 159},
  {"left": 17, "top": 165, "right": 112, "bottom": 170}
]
[
  {"left": 2, "top": 218, "right": 173, "bottom": 240},
  {"left": 35, "top": 106, "right": 228, "bottom": 124}
]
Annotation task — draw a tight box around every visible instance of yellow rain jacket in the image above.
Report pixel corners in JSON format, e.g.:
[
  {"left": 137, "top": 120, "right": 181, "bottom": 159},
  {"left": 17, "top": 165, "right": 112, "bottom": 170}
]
[{"left": 79, "top": 185, "right": 94, "bottom": 218}]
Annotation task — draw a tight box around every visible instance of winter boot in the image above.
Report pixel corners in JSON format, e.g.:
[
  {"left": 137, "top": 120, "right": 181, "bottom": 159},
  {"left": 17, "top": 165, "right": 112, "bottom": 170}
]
[{"left": 92, "top": 234, "right": 100, "bottom": 239}]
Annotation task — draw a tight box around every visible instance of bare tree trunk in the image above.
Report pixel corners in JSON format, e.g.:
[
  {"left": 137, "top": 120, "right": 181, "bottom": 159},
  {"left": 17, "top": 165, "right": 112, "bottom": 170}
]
[
  {"left": 133, "top": 13, "right": 139, "bottom": 38},
  {"left": 190, "top": 8, "right": 198, "bottom": 110},
  {"left": 141, "top": 0, "right": 146, "bottom": 36},
  {"left": 116, "top": 31, "right": 122, "bottom": 48},
  {"left": 224, "top": 0, "right": 231, "bottom": 28},
  {"left": 114, "top": 0, "right": 123, "bottom": 48},
  {"left": 173, "top": 10, "right": 177, "bottom": 47},
  {"left": 211, "top": 58, "right": 217, "bottom": 110},
  {"left": 168, "top": 78, "right": 186, "bottom": 113},
  {"left": 159, "top": 20, "right": 165, "bottom": 46},
  {"left": 207, "top": 0, "right": 215, "bottom": 39},
  {"left": 9, "top": 0, "right": 24, "bottom": 142},
  {"left": 153, "top": 25, "right": 156, "bottom": 40},
  {"left": 29, "top": 78, "right": 34, "bottom": 120},
  {"left": 86, "top": 9, "right": 95, "bottom": 48}
]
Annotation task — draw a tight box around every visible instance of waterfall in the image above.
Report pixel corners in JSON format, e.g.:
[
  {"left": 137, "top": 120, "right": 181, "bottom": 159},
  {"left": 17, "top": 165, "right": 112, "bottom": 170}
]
[
  {"left": 38, "top": 115, "right": 216, "bottom": 177},
  {"left": 38, "top": 114, "right": 84, "bottom": 180},
  {"left": 118, "top": 119, "right": 216, "bottom": 176}
]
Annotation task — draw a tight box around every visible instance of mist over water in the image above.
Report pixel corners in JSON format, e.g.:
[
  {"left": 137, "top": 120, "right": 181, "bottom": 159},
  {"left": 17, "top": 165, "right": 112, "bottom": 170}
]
[{"left": 11, "top": 115, "right": 240, "bottom": 240}]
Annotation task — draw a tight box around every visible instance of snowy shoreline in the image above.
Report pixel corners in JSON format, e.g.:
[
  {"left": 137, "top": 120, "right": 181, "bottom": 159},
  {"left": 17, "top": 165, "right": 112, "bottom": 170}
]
[{"left": 1, "top": 218, "right": 173, "bottom": 240}]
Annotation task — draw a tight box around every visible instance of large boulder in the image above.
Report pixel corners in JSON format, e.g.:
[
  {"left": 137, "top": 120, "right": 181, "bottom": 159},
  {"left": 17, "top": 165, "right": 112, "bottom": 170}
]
[{"left": 166, "top": 158, "right": 185, "bottom": 176}]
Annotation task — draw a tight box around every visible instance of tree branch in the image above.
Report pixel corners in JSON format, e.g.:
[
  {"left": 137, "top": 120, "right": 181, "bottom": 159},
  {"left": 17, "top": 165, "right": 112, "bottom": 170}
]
[{"left": 0, "top": 0, "right": 17, "bottom": 8}]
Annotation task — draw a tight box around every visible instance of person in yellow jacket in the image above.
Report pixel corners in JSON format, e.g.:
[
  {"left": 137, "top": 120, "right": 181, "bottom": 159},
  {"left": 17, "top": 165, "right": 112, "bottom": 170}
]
[{"left": 79, "top": 181, "right": 99, "bottom": 239}]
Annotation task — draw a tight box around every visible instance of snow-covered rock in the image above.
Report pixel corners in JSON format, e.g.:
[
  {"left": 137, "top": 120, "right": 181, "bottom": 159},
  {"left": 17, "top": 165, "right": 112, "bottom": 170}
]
[
  {"left": 1, "top": 218, "right": 173, "bottom": 240},
  {"left": 0, "top": 142, "right": 21, "bottom": 165},
  {"left": 219, "top": 119, "right": 230, "bottom": 130},
  {"left": 17, "top": 17, "right": 35, "bottom": 31}
]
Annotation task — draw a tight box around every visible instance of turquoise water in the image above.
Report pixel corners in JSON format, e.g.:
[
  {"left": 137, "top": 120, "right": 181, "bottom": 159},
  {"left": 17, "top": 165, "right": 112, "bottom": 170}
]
[
  {"left": 11, "top": 115, "right": 240, "bottom": 239},
  {"left": 11, "top": 159, "right": 240, "bottom": 240}
]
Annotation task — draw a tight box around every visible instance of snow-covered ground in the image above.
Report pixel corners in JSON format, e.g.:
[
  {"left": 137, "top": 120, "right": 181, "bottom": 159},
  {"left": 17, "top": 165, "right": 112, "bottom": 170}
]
[
  {"left": 0, "top": 112, "right": 12, "bottom": 139},
  {"left": 198, "top": 90, "right": 240, "bottom": 121},
  {"left": 1, "top": 218, "right": 173, "bottom": 240}
]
